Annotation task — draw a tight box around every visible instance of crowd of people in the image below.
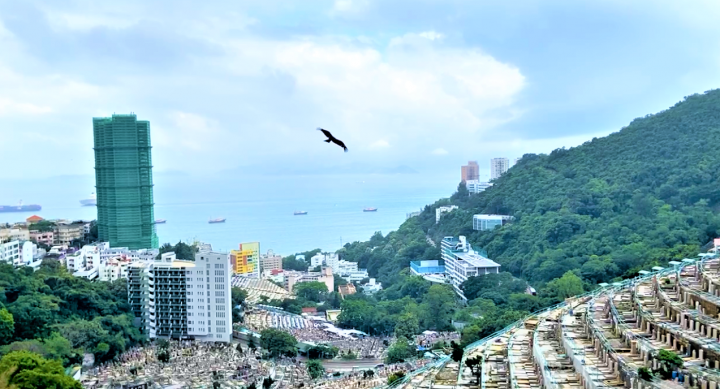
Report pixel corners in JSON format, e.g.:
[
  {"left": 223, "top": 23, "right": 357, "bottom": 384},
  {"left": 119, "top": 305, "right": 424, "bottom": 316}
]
[
  {"left": 415, "top": 331, "right": 460, "bottom": 349},
  {"left": 272, "top": 358, "right": 434, "bottom": 389},
  {"left": 80, "top": 340, "right": 273, "bottom": 389}
]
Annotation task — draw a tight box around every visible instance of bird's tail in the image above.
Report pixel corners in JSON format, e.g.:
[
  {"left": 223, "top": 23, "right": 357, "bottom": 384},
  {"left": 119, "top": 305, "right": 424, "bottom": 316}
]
[{"left": 324, "top": 139, "right": 332, "bottom": 143}]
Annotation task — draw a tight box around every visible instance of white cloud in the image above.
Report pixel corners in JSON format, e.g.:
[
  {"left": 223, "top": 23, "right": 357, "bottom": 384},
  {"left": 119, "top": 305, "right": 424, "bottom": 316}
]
[
  {"left": 431, "top": 148, "right": 448, "bottom": 156},
  {"left": 0, "top": 99, "right": 53, "bottom": 115},
  {"left": 418, "top": 31, "right": 444, "bottom": 41}
]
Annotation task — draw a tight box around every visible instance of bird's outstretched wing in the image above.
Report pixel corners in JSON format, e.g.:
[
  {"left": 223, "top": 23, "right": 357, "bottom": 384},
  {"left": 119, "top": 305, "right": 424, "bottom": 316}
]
[
  {"left": 332, "top": 138, "right": 348, "bottom": 152},
  {"left": 317, "top": 128, "right": 334, "bottom": 140}
]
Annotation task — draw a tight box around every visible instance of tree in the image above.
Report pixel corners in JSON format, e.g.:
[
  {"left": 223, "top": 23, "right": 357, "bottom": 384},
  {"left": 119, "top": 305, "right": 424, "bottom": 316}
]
[
  {"left": 262, "top": 377, "right": 274, "bottom": 389},
  {"left": 387, "top": 371, "right": 406, "bottom": 385},
  {"left": 385, "top": 337, "right": 414, "bottom": 364},
  {"left": 231, "top": 287, "right": 248, "bottom": 308},
  {"left": 282, "top": 256, "right": 309, "bottom": 272},
  {"left": 542, "top": 271, "right": 584, "bottom": 302},
  {"left": 248, "top": 337, "right": 257, "bottom": 351},
  {"left": 450, "top": 341, "right": 463, "bottom": 362},
  {"left": 306, "top": 360, "right": 325, "bottom": 380},
  {"left": 0, "top": 351, "right": 82, "bottom": 389},
  {"left": 259, "top": 329, "right": 297, "bottom": 358},
  {"left": 0, "top": 309, "right": 14, "bottom": 346},
  {"left": 419, "top": 285, "right": 457, "bottom": 331},
  {"left": 394, "top": 313, "right": 419, "bottom": 340},
  {"left": 337, "top": 299, "right": 374, "bottom": 332},
  {"left": 465, "top": 355, "right": 482, "bottom": 384},
  {"left": 293, "top": 282, "right": 329, "bottom": 303}
]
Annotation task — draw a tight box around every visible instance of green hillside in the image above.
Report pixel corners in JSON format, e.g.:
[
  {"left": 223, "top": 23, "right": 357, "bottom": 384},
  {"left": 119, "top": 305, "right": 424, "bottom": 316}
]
[{"left": 343, "top": 89, "right": 720, "bottom": 291}]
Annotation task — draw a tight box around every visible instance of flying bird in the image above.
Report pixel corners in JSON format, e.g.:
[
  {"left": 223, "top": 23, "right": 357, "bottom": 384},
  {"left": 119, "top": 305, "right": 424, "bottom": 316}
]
[{"left": 317, "top": 128, "right": 348, "bottom": 152}]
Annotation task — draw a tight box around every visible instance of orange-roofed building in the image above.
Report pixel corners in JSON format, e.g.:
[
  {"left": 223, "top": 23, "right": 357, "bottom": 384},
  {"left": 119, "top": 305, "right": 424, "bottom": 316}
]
[{"left": 26, "top": 215, "right": 44, "bottom": 224}]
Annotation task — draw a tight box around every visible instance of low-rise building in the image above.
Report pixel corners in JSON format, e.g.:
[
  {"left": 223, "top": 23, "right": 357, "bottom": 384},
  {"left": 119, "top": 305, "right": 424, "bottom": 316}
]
[
  {"left": 26, "top": 215, "right": 44, "bottom": 224},
  {"left": 362, "top": 278, "right": 383, "bottom": 294},
  {"left": 465, "top": 180, "right": 492, "bottom": 194},
  {"left": 0, "top": 241, "right": 20, "bottom": 266},
  {"left": 338, "top": 283, "right": 356, "bottom": 298},
  {"left": 30, "top": 230, "right": 54, "bottom": 246},
  {"left": 436, "top": 206, "right": 458, "bottom": 224},
  {"left": 19, "top": 241, "right": 37, "bottom": 266},
  {"left": 284, "top": 267, "right": 334, "bottom": 294},
  {"left": 99, "top": 257, "right": 133, "bottom": 282},
  {"left": 411, "top": 260, "right": 446, "bottom": 275},
  {"left": 0, "top": 227, "right": 30, "bottom": 243},
  {"left": 341, "top": 269, "right": 369, "bottom": 283},
  {"left": 260, "top": 249, "right": 282, "bottom": 273},
  {"left": 472, "top": 214, "right": 514, "bottom": 231},
  {"left": 55, "top": 222, "right": 84, "bottom": 245},
  {"left": 442, "top": 236, "right": 501, "bottom": 300}
]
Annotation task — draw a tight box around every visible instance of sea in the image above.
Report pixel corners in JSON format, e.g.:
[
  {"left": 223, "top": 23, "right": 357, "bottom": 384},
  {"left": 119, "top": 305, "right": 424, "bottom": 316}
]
[{"left": 0, "top": 172, "right": 458, "bottom": 256}]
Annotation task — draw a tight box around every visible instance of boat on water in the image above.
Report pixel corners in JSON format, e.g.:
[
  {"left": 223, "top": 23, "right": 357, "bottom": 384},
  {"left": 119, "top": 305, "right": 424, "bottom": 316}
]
[
  {"left": 0, "top": 201, "right": 41, "bottom": 213},
  {"left": 208, "top": 218, "right": 226, "bottom": 224},
  {"left": 80, "top": 192, "right": 96, "bottom": 206},
  {"left": 363, "top": 207, "right": 378, "bottom": 212},
  {"left": 294, "top": 211, "right": 308, "bottom": 215},
  {"left": 155, "top": 219, "right": 167, "bottom": 224}
]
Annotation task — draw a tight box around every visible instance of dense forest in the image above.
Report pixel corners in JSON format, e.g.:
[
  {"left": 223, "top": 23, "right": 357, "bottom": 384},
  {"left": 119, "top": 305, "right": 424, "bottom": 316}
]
[
  {"left": 0, "top": 260, "right": 144, "bottom": 368},
  {"left": 333, "top": 90, "right": 720, "bottom": 343}
]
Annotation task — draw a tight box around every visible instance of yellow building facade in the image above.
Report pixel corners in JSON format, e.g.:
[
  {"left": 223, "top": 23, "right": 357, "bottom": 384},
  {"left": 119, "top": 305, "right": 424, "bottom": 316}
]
[{"left": 230, "top": 242, "right": 260, "bottom": 275}]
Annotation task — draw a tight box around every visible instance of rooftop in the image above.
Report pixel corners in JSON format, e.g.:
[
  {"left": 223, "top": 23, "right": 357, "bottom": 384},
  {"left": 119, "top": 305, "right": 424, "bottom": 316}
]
[{"left": 454, "top": 252, "right": 501, "bottom": 269}]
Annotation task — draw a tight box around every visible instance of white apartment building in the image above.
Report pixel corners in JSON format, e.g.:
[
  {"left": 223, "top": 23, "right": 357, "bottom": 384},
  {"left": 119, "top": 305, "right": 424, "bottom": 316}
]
[
  {"left": 99, "top": 257, "right": 133, "bottom": 282},
  {"left": 127, "top": 251, "right": 232, "bottom": 343},
  {"left": 19, "top": 241, "right": 37, "bottom": 266},
  {"left": 442, "top": 236, "right": 501, "bottom": 300},
  {"left": 65, "top": 244, "right": 101, "bottom": 274},
  {"left": 465, "top": 180, "right": 493, "bottom": 194},
  {"left": 490, "top": 158, "right": 510, "bottom": 180},
  {"left": 436, "top": 206, "right": 459, "bottom": 224},
  {"left": 342, "top": 269, "right": 369, "bottom": 283},
  {"left": 362, "top": 278, "right": 383, "bottom": 294},
  {"left": 0, "top": 241, "right": 20, "bottom": 266},
  {"left": 311, "top": 253, "right": 357, "bottom": 275},
  {"left": 284, "top": 267, "right": 334, "bottom": 293},
  {"left": 473, "top": 214, "right": 514, "bottom": 231}
]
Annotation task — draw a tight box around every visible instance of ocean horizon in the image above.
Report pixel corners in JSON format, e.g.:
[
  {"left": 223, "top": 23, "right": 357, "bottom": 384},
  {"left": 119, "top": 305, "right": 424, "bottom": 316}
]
[{"left": 1, "top": 172, "right": 459, "bottom": 256}]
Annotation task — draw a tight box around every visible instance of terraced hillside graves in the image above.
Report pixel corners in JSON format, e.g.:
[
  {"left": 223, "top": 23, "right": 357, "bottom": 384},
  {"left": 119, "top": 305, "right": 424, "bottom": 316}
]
[{"left": 380, "top": 252, "right": 720, "bottom": 389}]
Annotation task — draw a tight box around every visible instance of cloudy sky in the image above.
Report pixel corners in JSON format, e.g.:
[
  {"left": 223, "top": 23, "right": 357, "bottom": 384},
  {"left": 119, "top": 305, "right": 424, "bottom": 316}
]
[{"left": 1, "top": 0, "right": 720, "bottom": 179}]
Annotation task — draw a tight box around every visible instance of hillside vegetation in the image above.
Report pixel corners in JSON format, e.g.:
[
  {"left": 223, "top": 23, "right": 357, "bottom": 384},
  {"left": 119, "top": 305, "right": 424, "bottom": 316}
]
[{"left": 341, "top": 89, "right": 720, "bottom": 299}]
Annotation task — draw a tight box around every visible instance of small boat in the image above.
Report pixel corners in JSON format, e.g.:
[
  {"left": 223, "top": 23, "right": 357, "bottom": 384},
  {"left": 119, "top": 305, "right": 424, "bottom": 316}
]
[
  {"left": 155, "top": 219, "right": 167, "bottom": 224},
  {"left": 294, "top": 211, "right": 308, "bottom": 216},
  {"left": 363, "top": 208, "right": 378, "bottom": 212},
  {"left": 209, "top": 218, "right": 226, "bottom": 224},
  {"left": 80, "top": 192, "right": 97, "bottom": 206}
]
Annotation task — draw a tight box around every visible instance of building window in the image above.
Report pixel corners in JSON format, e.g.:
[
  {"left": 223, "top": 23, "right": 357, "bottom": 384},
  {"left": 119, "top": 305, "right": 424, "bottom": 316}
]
[
  {"left": 215, "top": 298, "right": 225, "bottom": 304},
  {"left": 215, "top": 291, "right": 225, "bottom": 297},
  {"left": 216, "top": 305, "right": 224, "bottom": 311}
]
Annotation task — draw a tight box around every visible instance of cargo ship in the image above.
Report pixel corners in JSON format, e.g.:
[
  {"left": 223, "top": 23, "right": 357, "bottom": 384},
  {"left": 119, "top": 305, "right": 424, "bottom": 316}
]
[
  {"left": 208, "top": 218, "right": 226, "bottom": 224},
  {"left": 155, "top": 219, "right": 167, "bottom": 224},
  {"left": 80, "top": 192, "right": 96, "bottom": 206},
  {"left": 0, "top": 201, "right": 42, "bottom": 213},
  {"left": 363, "top": 207, "right": 378, "bottom": 212},
  {"left": 294, "top": 211, "right": 308, "bottom": 215}
]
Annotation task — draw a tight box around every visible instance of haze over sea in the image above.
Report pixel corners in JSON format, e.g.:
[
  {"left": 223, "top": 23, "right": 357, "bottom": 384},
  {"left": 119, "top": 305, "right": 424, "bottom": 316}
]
[{"left": 1, "top": 172, "right": 458, "bottom": 256}]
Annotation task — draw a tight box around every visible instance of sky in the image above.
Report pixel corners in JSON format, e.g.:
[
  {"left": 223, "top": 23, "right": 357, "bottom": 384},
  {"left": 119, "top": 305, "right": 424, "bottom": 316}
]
[{"left": 1, "top": 0, "right": 720, "bottom": 180}]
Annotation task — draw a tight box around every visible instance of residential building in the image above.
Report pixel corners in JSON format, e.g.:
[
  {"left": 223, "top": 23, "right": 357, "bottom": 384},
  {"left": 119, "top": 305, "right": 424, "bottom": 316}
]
[
  {"left": 442, "top": 236, "right": 501, "bottom": 300},
  {"left": 55, "top": 222, "right": 84, "bottom": 246},
  {"left": 341, "top": 269, "right": 369, "bottom": 283},
  {"left": 65, "top": 244, "right": 101, "bottom": 274},
  {"left": 436, "top": 205, "right": 458, "bottom": 224},
  {"left": 465, "top": 180, "right": 492, "bottom": 194},
  {"left": 310, "top": 253, "right": 327, "bottom": 268},
  {"left": 99, "top": 257, "right": 133, "bottom": 282},
  {"left": 514, "top": 157, "right": 521, "bottom": 166},
  {"left": 338, "top": 283, "right": 357, "bottom": 298},
  {"left": 93, "top": 113, "right": 159, "bottom": 250},
  {"left": 19, "top": 241, "right": 37, "bottom": 266},
  {"left": 490, "top": 158, "right": 510, "bottom": 180},
  {"left": 362, "top": 278, "right": 383, "bottom": 294},
  {"left": 472, "top": 214, "right": 514, "bottom": 231},
  {"left": 461, "top": 161, "right": 479, "bottom": 182},
  {"left": 30, "top": 230, "right": 54, "bottom": 246},
  {"left": 128, "top": 251, "right": 232, "bottom": 342},
  {"left": 284, "top": 267, "right": 334, "bottom": 294},
  {"left": 0, "top": 241, "right": 20, "bottom": 265},
  {"left": 0, "top": 227, "right": 30, "bottom": 244},
  {"left": 230, "top": 242, "right": 260, "bottom": 276},
  {"left": 260, "top": 249, "right": 282, "bottom": 273}
]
